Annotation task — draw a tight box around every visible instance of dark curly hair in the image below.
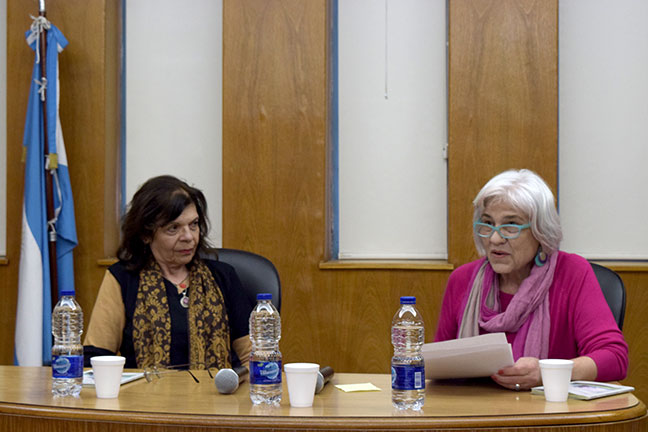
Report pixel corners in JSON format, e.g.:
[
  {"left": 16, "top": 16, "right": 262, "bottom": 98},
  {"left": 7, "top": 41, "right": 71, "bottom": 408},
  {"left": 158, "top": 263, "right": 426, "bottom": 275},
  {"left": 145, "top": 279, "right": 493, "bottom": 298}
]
[{"left": 117, "top": 175, "right": 211, "bottom": 271}]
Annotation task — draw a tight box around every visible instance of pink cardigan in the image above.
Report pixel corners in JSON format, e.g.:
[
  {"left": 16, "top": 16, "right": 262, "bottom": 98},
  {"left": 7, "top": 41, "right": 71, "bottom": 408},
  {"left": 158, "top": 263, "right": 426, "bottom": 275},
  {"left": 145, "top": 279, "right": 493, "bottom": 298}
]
[{"left": 434, "top": 251, "right": 628, "bottom": 381}]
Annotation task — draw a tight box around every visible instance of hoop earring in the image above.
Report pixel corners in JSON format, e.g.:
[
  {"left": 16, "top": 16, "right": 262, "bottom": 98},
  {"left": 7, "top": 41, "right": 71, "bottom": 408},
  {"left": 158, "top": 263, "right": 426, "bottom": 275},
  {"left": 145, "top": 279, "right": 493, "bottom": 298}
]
[{"left": 535, "top": 249, "right": 547, "bottom": 267}]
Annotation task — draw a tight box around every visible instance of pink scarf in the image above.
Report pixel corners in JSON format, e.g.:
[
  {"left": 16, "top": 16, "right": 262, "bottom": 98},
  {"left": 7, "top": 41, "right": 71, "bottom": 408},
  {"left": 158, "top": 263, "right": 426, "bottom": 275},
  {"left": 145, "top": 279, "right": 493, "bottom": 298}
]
[{"left": 457, "top": 252, "right": 558, "bottom": 360}]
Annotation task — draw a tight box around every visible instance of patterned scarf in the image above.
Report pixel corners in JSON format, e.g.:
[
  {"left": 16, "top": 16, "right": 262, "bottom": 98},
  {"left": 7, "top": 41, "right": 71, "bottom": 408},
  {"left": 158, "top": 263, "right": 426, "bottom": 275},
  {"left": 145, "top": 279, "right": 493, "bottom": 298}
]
[
  {"left": 132, "top": 259, "right": 231, "bottom": 369},
  {"left": 457, "top": 252, "right": 558, "bottom": 360}
]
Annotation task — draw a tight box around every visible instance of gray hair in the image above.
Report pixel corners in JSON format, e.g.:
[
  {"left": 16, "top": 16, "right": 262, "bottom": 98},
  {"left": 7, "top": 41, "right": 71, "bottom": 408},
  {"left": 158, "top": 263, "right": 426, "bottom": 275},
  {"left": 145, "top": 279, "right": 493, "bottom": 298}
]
[{"left": 472, "top": 169, "right": 562, "bottom": 256}]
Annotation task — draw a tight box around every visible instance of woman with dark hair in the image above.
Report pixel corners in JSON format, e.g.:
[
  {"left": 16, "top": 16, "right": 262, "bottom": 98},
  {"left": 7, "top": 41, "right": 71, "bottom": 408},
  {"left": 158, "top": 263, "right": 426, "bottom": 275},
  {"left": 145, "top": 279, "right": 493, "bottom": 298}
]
[
  {"left": 435, "top": 169, "right": 628, "bottom": 391},
  {"left": 84, "top": 175, "right": 253, "bottom": 370}
]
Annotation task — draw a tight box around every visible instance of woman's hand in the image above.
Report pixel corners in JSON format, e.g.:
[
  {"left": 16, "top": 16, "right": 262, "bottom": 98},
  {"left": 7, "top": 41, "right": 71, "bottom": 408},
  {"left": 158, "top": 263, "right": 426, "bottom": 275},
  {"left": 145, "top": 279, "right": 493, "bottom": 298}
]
[{"left": 491, "top": 357, "right": 541, "bottom": 391}]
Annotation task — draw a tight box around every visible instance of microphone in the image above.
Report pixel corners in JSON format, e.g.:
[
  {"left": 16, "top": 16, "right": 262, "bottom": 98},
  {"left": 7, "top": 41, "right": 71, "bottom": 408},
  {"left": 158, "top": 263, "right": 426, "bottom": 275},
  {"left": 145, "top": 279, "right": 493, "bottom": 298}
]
[
  {"left": 214, "top": 365, "right": 249, "bottom": 394},
  {"left": 315, "top": 366, "right": 334, "bottom": 394}
]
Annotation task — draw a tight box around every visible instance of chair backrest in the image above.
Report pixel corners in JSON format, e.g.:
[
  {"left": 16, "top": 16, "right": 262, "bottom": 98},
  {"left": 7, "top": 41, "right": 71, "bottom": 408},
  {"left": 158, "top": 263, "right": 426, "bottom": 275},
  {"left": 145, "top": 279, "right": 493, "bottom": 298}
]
[
  {"left": 590, "top": 263, "right": 626, "bottom": 330},
  {"left": 201, "top": 248, "right": 281, "bottom": 312}
]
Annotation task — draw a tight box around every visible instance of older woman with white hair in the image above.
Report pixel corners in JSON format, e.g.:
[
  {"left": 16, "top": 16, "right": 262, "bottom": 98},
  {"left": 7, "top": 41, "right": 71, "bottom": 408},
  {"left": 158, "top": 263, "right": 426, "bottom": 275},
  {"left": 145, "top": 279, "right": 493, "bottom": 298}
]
[{"left": 434, "top": 169, "right": 628, "bottom": 390}]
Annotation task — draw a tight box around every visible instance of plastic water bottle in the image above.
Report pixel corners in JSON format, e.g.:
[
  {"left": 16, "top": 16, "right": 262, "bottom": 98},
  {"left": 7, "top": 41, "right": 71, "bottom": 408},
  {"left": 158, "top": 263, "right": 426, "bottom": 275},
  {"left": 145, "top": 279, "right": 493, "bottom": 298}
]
[
  {"left": 249, "top": 293, "right": 282, "bottom": 405},
  {"left": 391, "top": 296, "right": 425, "bottom": 410},
  {"left": 51, "top": 290, "right": 84, "bottom": 397}
]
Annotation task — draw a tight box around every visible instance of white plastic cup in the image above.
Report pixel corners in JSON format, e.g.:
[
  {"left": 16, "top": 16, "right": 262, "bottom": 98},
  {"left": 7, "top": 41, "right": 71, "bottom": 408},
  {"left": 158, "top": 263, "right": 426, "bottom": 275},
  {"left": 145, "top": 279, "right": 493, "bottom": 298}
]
[
  {"left": 539, "top": 359, "right": 574, "bottom": 402},
  {"left": 91, "top": 356, "right": 126, "bottom": 399},
  {"left": 284, "top": 363, "right": 320, "bottom": 407}
]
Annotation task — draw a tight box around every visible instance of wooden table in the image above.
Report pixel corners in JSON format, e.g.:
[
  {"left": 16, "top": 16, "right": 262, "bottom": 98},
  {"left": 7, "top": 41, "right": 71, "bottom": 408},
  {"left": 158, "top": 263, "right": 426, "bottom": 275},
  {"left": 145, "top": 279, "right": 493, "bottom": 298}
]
[{"left": 0, "top": 366, "right": 645, "bottom": 431}]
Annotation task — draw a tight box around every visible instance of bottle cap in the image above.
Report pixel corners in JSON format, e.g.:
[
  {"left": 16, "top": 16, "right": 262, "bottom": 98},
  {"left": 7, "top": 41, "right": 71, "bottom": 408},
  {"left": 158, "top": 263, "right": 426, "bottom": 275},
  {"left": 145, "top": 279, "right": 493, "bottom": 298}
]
[
  {"left": 60, "top": 290, "right": 75, "bottom": 297},
  {"left": 257, "top": 293, "right": 272, "bottom": 301},
  {"left": 400, "top": 296, "right": 416, "bottom": 304}
]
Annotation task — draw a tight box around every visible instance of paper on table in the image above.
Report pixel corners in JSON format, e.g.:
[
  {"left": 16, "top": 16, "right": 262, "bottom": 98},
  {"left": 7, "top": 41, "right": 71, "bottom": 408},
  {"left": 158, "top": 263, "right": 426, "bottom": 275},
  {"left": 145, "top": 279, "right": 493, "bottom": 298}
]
[
  {"left": 82, "top": 370, "right": 145, "bottom": 387},
  {"left": 335, "top": 383, "right": 382, "bottom": 392},
  {"left": 422, "top": 333, "right": 514, "bottom": 379},
  {"left": 531, "top": 381, "right": 635, "bottom": 400}
]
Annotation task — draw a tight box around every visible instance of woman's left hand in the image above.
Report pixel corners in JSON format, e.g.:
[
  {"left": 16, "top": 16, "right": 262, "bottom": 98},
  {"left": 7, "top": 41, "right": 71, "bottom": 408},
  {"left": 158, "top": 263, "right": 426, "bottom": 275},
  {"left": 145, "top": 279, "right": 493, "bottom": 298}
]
[{"left": 491, "top": 357, "right": 541, "bottom": 391}]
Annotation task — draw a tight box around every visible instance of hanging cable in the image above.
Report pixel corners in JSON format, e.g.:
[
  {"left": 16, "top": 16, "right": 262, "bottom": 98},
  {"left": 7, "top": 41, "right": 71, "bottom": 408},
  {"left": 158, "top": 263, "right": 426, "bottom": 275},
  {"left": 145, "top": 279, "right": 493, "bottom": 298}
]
[{"left": 384, "top": 0, "right": 389, "bottom": 100}]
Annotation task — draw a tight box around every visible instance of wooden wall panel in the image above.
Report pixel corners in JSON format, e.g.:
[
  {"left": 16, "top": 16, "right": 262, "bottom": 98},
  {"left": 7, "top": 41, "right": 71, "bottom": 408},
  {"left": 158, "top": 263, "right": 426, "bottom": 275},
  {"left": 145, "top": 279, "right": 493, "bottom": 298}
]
[
  {"left": 448, "top": 0, "right": 558, "bottom": 265},
  {"left": 617, "top": 272, "right": 648, "bottom": 404},
  {"left": 1, "top": 0, "right": 121, "bottom": 364},
  {"left": 222, "top": 0, "right": 329, "bottom": 367}
]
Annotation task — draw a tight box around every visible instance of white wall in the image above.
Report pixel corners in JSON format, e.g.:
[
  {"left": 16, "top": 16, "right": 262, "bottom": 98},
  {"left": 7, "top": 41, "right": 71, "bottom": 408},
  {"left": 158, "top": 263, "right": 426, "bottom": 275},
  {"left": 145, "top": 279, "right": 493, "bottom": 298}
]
[
  {"left": 558, "top": 0, "right": 648, "bottom": 259},
  {"left": 0, "top": 0, "right": 6, "bottom": 256},
  {"left": 126, "top": 0, "right": 223, "bottom": 246},
  {"left": 338, "top": 0, "right": 447, "bottom": 259}
]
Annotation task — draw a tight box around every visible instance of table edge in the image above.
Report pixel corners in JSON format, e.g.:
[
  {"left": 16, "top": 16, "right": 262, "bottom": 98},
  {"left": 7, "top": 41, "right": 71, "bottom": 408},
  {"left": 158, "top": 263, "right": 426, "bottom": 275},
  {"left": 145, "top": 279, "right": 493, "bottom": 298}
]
[{"left": 0, "top": 399, "right": 645, "bottom": 429}]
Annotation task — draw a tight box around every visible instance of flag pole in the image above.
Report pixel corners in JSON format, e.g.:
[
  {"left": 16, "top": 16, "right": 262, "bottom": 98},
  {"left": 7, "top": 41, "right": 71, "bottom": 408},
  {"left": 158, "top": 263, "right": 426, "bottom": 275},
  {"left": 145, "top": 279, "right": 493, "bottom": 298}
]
[{"left": 38, "top": 0, "right": 60, "bottom": 307}]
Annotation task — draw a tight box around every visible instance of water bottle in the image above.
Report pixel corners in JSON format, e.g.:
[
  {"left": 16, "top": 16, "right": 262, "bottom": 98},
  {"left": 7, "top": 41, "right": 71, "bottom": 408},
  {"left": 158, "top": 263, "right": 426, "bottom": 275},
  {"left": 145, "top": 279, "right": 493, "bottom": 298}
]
[
  {"left": 249, "top": 293, "right": 282, "bottom": 405},
  {"left": 391, "top": 296, "right": 425, "bottom": 410},
  {"left": 51, "top": 290, "right": 84, "bottom": 397}
]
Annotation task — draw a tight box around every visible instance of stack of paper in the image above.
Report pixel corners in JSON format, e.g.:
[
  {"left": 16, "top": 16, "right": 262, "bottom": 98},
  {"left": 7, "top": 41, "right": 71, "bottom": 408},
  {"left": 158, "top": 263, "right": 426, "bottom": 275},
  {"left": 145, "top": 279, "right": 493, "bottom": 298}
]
[{"left": 422, "top": 333, "right": 514, "bottom": 379}]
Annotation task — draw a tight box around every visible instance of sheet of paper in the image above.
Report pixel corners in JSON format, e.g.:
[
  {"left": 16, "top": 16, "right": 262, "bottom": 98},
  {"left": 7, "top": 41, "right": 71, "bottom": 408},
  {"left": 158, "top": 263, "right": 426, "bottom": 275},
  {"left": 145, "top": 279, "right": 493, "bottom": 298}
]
[
  {"left": 422, "top": 333, "right": 514, "bottom": 379},
  {"left": 335, "top": 383, "right": 382, "bottom": 392},
  {"left": 82, "top": 371, "right": 145, "bottom": 387},
  {"left": 423, "top": 332, "right": 506, "bottom": 352}
]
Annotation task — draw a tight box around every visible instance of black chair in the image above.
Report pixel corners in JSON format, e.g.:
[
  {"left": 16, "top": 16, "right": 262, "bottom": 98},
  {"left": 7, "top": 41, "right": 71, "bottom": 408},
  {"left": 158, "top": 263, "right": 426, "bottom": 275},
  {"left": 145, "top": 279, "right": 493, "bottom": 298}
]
[
  {"left": 590, "top": 263, "right": 626, "bottom": 330},
  {"left": 201, "top": 248, "right": 281, "bottom": 312}
]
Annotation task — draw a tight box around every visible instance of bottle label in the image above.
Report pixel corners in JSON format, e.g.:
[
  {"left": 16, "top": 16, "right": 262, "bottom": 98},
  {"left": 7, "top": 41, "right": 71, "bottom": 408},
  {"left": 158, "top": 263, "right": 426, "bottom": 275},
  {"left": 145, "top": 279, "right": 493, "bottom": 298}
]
[
  {"left": 250, "top": 361, "right": 282, "bottom": 385},
  {"left": 52, "top": 355, "right": 84, "bottom": 379},
  {"left": 391, "top": 365, "right": 425, "bottom": 390}
]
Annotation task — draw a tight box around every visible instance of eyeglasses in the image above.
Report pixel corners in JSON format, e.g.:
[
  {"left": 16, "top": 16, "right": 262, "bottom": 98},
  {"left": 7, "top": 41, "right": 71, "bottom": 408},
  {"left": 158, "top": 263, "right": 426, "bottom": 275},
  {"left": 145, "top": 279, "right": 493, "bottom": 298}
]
[
  {"left": 473, "top": 221, "right": 531, "bottom": 240},
  {"left": 143, "top": 364, "right": 213, "bottom": 383}
]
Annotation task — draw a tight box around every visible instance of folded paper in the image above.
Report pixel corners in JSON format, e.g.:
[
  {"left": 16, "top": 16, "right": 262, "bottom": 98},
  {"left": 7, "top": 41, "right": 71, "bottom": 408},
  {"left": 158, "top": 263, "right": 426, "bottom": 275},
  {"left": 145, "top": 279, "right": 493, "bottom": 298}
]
[{"left": 335, "top": 383, "right": 382, "bottom": 392}]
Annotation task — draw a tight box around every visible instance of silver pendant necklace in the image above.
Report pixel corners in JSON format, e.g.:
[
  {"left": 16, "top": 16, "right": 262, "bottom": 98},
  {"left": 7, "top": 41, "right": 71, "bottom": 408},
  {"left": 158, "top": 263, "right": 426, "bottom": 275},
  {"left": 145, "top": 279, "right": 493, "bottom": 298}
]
[
  {"left": 173, "top": 275, "right": 190, "bottom": 309},
  {"left": 179, "top": 287, "right": 189, "bottom": 308}
]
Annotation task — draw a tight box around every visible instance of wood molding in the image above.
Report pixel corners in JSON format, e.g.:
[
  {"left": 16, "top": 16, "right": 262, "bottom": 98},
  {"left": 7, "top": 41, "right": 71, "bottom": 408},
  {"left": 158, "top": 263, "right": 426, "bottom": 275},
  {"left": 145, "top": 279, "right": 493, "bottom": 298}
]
[
  {"left": 591, "top": 262, "right": 648, "bottom": 273},
  {"left": 319, "top": 260, "right": 454, "bottom": 271}
]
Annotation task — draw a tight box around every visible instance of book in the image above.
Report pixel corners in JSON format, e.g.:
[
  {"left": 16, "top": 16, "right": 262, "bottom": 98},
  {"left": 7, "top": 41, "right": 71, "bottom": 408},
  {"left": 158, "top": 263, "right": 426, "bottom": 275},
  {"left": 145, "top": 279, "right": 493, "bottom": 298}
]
[
  {"left": 82, "top": 370, "right": 145, "bottom": 387},
  {"left": 531, "top": 381, "right": 635, "bottom": 400},
  {"left": 422, "top": 333, "right": 514, "bottom": 379}
]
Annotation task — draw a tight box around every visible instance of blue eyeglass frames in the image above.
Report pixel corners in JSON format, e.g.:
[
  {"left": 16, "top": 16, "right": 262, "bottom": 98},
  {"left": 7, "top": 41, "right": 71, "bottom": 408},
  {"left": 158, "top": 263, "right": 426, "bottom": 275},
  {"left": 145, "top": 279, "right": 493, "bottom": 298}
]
[{"left": 473, "top": 221, "right": 531, "bottom": 240}]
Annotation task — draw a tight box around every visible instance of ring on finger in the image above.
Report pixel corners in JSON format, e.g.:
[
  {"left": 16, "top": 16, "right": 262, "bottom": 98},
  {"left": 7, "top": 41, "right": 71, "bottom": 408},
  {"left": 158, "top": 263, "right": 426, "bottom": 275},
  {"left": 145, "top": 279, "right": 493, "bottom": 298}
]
[{"left": 515, "top": 383, "right": 521, "bottom": 391}]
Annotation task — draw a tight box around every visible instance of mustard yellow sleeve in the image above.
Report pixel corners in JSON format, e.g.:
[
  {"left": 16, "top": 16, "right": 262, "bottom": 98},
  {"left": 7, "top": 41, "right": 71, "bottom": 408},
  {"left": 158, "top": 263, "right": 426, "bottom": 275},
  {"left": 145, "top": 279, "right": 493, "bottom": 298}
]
[
  {"left": 83, "top": 270, "right": 125, "bottom": 353},
  {"left": 232, "top": 335, "right": 251, "bottom": 369}
]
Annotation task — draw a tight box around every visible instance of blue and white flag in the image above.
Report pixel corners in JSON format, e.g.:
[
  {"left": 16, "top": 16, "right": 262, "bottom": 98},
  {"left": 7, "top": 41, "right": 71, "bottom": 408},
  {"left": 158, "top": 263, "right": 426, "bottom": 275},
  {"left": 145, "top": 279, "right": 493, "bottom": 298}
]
[{"left": 15, "top": 18, "right": 78, "bottom": 366}]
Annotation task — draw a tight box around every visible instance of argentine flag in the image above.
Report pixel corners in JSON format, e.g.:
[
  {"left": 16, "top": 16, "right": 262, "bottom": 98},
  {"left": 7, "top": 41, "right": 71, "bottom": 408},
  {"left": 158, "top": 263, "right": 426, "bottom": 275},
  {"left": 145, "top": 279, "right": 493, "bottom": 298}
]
[{"left": 15, "top": 19, "right": 77, "bottom": 366}]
